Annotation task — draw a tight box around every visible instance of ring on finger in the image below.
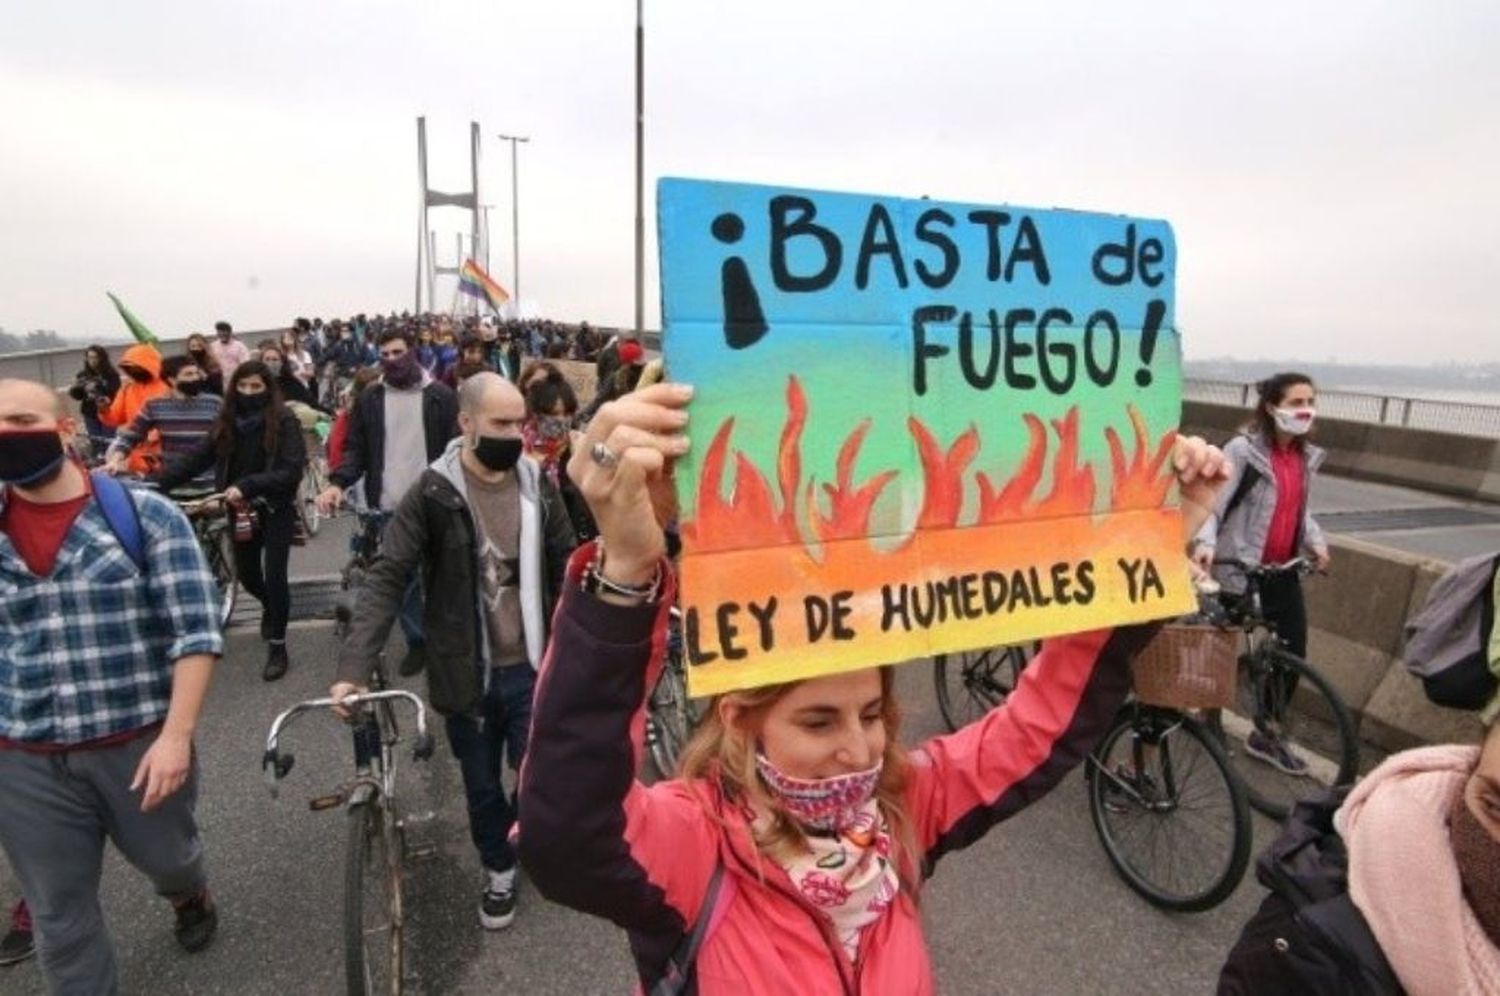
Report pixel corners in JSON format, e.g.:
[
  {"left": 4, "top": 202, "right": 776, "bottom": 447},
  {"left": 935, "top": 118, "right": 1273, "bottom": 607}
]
[{"left": 590, "top": 441, "right": 620, "bottom": 468}]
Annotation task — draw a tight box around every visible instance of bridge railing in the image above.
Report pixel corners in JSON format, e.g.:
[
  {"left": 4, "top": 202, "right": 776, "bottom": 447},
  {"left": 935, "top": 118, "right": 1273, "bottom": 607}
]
[{"left": 1184, "top": 377, "right": 1500, "bottom": 439}]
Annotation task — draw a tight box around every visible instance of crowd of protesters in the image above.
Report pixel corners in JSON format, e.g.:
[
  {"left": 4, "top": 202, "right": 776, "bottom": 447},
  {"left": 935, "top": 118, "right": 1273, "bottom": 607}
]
[
  {"left": 0, "top": 310, "right": 636, "bottom": 989},
  {"left": 4, "top": 335, "right": 1498, "bottom": 996}
]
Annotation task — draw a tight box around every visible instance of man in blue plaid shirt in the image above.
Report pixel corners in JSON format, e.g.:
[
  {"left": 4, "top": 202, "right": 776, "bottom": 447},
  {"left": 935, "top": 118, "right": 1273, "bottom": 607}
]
[{"left": 0, "top": 379, "right": 223, "bottom": 995}]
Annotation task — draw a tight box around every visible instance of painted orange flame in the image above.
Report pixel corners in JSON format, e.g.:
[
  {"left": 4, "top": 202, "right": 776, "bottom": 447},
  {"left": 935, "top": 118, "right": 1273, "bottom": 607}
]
[
  {"left": 685, "top": 375, "right": 1169, "bottom": 560},
  {"left": 1032, "top": 408, "right": 1097, "bottom": 518},
  {"left": 976, "top": 414, "right": 1047, "bottom": 522},
  {"left": 908, "top": 420, "right": 981, "bottom": 531},
  {"left": 807, "top": 420, "right": 899, "bottom": 544},
  {"left": 1106, "top": 405, "right": 1178, "bottom": 509}
]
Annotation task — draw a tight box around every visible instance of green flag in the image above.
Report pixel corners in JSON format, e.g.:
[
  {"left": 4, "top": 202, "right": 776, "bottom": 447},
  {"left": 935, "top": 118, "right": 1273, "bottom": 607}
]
[{"left": 106, "top": 292, "right": 159, "bottom": 345}]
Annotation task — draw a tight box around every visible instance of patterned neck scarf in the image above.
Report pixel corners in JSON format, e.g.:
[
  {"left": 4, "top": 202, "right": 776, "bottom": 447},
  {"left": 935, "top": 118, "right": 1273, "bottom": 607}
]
[{"left": 762, "top": 800, "right": 900, "bottom": 964}]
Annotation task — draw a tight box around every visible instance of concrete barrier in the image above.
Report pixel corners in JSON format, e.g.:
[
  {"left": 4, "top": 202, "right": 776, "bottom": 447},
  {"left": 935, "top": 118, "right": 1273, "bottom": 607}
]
[
  {"left": 1300, "top": 535, "right": 1485, "bottom": 753},
  {"left": 1183, "top": 400, "right": 1500, "bottom": 505}
]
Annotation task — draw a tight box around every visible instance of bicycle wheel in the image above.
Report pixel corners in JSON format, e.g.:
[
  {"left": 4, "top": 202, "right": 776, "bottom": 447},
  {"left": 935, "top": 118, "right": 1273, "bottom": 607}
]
[
  {"left": 932, "top": 644, "right": 1029, "bottom": 732},
  {"left": 646, "top": 654, "right": 698, "bottom": 778},
  {"left": 202, "top": 522, "right": 239, "bottom": 629},
  {"left": 1214, "top": 646, "right": 1359, "bottom": 821},
  {"left": 344, "top": 798, "right": 405, "bottom": 996},
  {"left": 1088, "top": 706, "right": 1250, "bottom": 913},
  {"left": 299, "top": 456, "right": 326, "bottom": 538}
]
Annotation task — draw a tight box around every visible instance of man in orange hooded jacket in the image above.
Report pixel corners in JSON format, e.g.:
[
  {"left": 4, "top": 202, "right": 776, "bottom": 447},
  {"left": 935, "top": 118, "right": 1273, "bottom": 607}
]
[{"left": 99, "top": 344, "right": 168, "bottom": 474}]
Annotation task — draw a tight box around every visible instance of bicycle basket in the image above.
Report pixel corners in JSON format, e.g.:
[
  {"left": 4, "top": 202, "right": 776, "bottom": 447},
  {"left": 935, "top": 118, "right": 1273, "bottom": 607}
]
[{"left": 1131, "top": 624, "right": 1238, "bottom": 710}]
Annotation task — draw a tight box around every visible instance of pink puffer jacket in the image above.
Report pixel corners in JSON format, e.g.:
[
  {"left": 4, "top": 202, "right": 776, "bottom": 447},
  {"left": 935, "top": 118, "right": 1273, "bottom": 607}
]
[{"left": 519, "top": 544, "right": 1153, "bottom": 994}]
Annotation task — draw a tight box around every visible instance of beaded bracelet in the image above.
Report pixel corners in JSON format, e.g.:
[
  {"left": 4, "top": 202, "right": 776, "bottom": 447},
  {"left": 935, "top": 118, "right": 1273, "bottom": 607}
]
[{"left": 581, "top": 540, "right": 664, "bottom": 604}]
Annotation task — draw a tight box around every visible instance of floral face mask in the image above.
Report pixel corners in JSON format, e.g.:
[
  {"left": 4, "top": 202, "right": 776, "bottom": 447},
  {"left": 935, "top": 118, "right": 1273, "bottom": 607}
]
[{"left": 755, "top": 753, "right": 883, "bottom": 832}]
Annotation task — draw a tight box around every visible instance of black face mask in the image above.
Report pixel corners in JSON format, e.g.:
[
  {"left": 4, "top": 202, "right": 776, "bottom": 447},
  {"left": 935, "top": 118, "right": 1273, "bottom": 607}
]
[
  {"left": 0, "top": 430, "right": 67, "bottom": 487},
  {"left": 471, "top": 435, "right": 522, "bottom": 472},
  {"left": 177, "top": 380, "right": 206, "bottom": 397},
  {"left": 237, "top": 393, "right": 270, "bottom": 413},
  {"left": 123, "top": 367, "right": 151, "bottom": 384}
]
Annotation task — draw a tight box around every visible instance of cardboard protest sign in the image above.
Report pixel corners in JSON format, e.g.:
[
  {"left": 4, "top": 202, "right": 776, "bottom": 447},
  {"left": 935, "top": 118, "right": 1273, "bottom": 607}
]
[
  {"left": 658, "top": 178, "right": 1193, "bottom": 697},
  {"left": 552, "top": 359, "right": 599, "bottom": 407}
]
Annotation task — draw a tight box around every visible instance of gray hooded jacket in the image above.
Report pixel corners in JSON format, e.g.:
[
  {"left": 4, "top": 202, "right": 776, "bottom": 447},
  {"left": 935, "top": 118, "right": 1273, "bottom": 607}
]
[
  {"left": 336, "top": 437, "right": 576, "bottom": 715},
  {"left": 1193, "top": 431, "right": 1327, "bottom": 595}
]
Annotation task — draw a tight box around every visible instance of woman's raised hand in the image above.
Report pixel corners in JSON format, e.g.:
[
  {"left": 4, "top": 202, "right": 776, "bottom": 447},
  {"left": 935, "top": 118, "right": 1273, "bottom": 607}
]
[
  {"left": 1172, "top": 435, "right": 1231, "bottom": 543},
  {"left": 567, "top": 383, "right": 693, "bottom": 585}
]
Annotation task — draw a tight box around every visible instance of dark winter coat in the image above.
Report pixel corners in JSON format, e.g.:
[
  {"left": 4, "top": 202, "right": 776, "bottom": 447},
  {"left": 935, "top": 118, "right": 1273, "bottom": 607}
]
[
  {"left": 335, "top": 442, "right": 575, "bottom": 715},
  {"left": 69, "top": 365, "right": 121, "bottom": 420},
  {"left": 156, "top": 410, "right": 306, "bottom": 511},
  {"left": 1218, "top": 788, "right": 1402, "bottom": 995},
  {"left": 328, "top": 380, "right": 459, "bottom": 510}
]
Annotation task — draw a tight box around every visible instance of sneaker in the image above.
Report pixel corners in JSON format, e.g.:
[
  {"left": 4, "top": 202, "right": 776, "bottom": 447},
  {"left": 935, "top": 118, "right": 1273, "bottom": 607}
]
[
  {"left": 1245, "top": 730, "right": 1310, "bottom": 777},
  {"left": 480, "top": 869, "right": 517, "bottom": 930},
  {"left": 172, "top": 890, "right": 218, "bottom": 953},
  {"left": 0, "top": 901, "right": 34, "bottom": 967},
  {"left": 263, "top": 642, "right": 290, "bottom": 682},
  {"left": 398, "top": 644, "right": 427, "bottom": 678}
]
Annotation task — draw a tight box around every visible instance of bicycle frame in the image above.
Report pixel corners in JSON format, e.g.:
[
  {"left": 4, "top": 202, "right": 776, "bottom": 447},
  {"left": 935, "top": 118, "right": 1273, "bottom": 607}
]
[{"left": 1088, "top": 706, "right": 1190, "bottom": 813}]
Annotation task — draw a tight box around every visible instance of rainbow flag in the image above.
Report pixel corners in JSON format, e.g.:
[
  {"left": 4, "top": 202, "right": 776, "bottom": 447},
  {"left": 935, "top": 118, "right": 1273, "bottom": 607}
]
[{"left": 458, "top": 259, "right": 510, "bottom": 312}]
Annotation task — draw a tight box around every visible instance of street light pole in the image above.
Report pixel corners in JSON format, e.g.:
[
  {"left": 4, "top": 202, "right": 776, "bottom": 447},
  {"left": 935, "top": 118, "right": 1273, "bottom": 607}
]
[
  {"left": 634, "top": 0, "right": 645, "bottom": 338},
  {"left": 497, "top": 133, "right": 530, "bottom": 311}
]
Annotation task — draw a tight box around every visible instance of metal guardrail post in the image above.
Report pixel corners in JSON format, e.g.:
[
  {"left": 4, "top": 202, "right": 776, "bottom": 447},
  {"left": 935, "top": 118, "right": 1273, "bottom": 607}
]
[{"left": 1401, "top": 398, "right": 1412, "bottom": 427}]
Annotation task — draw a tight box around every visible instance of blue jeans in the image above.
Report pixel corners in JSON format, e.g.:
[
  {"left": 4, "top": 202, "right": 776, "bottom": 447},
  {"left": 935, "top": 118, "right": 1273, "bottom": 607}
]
[{"left": 443, "top": 664, "right": 535, "bottom": 874}]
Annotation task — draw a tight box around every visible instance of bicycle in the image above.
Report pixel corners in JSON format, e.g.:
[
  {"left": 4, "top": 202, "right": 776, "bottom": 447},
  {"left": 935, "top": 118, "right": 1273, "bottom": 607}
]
[
  {"left": 932, "top": 611, "right": 1251, "bottom": 912},
  {"left": 931, "top": 642, "right": 1037, "bottom": 732},
  {"left": 1085, "top": 617, "right": 1252, "bottom": 912},
  {"left": 335, "top": 511, "right": 388, "bottom": 640},
  {"left": 173, "top": 491, "right": 242, "bottom": 630},
  {"left": 644, "top": 607, "right": 701, "bottom": 778},
  {"left": 263, "top": 679, "right": 436, "bottom": 996},
  {"left": 1204, "top": 558, "right": 1359, "bottom": 821}
]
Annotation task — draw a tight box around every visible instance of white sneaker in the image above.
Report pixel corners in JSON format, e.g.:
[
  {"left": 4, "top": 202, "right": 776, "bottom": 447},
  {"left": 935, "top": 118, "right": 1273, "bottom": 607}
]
[{"left": 480, "top": 868, "right": 517, "bottom": 930}]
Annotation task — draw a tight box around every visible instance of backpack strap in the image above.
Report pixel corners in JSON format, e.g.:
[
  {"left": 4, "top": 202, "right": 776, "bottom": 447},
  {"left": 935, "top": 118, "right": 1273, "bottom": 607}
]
[
  {"left": 650, "top": 863, "right": 735, "bottom": 996},
  {"left": 90, "top": 471, "right": 147, "bottom": 573},
  {"left": 1221, "top": 464, "right": 1263, "bottom": 527}
]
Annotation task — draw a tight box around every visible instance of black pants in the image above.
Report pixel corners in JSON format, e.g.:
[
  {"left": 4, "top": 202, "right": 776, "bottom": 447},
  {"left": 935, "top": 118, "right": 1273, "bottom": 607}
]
[
  {"left": 1259, "top": 572, "right": 1308, "bottom": 659},
  {"left": 236, "top": 505, "right": 294, "bottom": 641},
  {"left": 1257, "top": 572, "right": 1307, "bottom": 727}
]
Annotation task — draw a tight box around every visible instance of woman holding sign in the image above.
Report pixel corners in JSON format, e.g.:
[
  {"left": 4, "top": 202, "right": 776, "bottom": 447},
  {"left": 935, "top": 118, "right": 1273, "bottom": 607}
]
[{"left": 518, "top": 382, "right": 1229, "bottom": 995}]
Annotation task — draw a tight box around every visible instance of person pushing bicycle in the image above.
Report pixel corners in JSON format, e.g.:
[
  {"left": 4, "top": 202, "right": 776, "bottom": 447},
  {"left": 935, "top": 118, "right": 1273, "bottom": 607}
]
[
  {"left": 1192, "top": 372, "right": 1331, "bottom": 776},
  {"left": 330, "top": 372, "right": 576, "bottom": 931}
]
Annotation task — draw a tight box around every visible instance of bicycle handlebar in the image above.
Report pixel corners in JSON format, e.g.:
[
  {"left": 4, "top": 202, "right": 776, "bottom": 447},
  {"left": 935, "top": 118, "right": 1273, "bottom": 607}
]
[
  {"left": 1211, "top": 556, "right": 1315, "bottom": 578},
  {"left": 261, "top": 689, "right": 434, "bottom": 796}
]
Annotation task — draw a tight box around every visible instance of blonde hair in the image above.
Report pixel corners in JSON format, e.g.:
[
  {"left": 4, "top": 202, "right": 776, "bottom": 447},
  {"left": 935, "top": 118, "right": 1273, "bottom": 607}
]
[{"left": 676, "top": 667, "right": 921, "bottom": 898}]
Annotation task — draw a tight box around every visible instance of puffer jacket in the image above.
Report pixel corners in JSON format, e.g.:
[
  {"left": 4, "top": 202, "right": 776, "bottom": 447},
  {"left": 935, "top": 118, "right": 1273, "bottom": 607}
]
[
  {"left": 99, "top": 344, "right": 169, "bottom": 473},
  {"left": 518, "top": 546, "right": 1157, "bottom": 995},
  {"left": 1218, "top": 788, "right": 1401, "bottom": 995},
  {"left": 1193, "top": 430, "right": 1327, "bottom": 594}
]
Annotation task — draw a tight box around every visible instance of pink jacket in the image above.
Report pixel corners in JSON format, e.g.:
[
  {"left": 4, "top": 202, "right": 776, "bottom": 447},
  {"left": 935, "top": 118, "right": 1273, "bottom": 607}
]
[{"left": 519, "top": 545, "right": 1153, "bottom": 994}]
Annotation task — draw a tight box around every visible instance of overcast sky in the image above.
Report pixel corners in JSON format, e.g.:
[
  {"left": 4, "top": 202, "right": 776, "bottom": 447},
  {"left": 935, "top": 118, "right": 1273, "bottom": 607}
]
[{"left": 3, "top": 1, "right": 1497, "bottom": 363}]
